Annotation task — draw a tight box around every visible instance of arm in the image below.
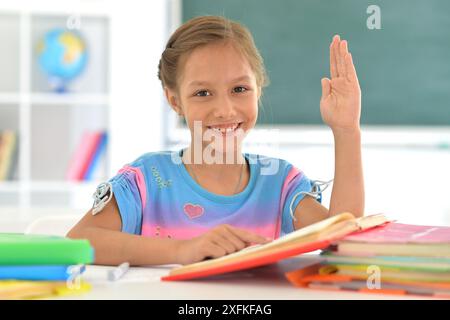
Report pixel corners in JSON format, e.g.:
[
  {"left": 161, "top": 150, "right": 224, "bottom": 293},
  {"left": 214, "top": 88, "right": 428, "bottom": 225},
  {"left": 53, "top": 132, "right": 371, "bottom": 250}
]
[
  {"left": 293, "top": 35, "right": 364, "bottom": 229},
  {"left": 66, "top": 197, "right": 179, "bottom": 266},
  {"left": 329, "top": 128, "right": 364, "bottom": 217},
  {"left": 67, "top": 196, "right": 269, "bottom": 266}
]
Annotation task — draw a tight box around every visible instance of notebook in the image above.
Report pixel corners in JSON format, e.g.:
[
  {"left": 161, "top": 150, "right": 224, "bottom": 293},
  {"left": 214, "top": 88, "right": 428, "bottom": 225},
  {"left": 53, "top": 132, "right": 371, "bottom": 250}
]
[
  {"left": 334, "top": 223, "right": 450, "bottom": 257},
  {"left": 0, "top": 265, "right": 86, "bottom": 281},
  {"left": 0, "top": 280, "right": 91, "bottom": 300},
  {"left": 161, "top": 212, "right": 389, "bottom": 281},
  {"left": 285, "top": 262, "right": 450, "bottom": 298},
  {"left": 0, "top": 233, "right": 94, "bottom": 265},
  {"left": 285, "top": 221, "right": 450, "bottom": 298}
]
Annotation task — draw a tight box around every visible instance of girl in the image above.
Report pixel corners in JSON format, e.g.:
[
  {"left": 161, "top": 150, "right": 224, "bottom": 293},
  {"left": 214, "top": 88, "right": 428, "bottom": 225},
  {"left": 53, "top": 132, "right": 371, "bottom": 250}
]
[{"left": 67, "top": 16, "right": 364, "bottom": 266}]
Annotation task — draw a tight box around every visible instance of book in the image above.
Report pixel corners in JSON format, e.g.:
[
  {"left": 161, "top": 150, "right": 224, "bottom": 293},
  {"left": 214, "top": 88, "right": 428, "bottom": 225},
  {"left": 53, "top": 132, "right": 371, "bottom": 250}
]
[
  {"left": 0, "top": 233, "right": 94, "bottom": 265},
  {"left": 0, "top": 130, "right": 18, "bottom": 181},
  {"left": 161, "top": 212, "right": 390, "bottom": 281},
  {"left": 285, "top": 263, "right": 450, "bottom": 298},
  {"left": 83, "top": 131, "right": 107, "bottom": 181},
  {"left": 285, "top": 221, "right": 450, "bottom": 298},
  {"left": 333, "top": 222, "right": 450, "bottom": 257},
  {"left": 320, "top": 252, "right": 450, "bottom": 272},
  {"left": 0, "top": 280, "right": 91, "bottom": 300},
  {"left": 65, "top": 131, "right": 104, "bottom": 181},
  {"left": 320, "top": 264, "right": 450, "bottom": 282},
  {"left": 0, "top": 265, "right": 86, "bottom": 281}
]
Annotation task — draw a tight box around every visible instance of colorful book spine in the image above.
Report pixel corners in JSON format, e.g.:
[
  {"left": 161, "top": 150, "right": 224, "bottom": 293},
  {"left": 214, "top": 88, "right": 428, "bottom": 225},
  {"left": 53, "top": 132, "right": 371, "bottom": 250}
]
[
  {"left": 83, "top": 131, "right": 108, "bottom": 181},
  {"left": 0, "top": 233, "right": 94, "bottom": 265},
  {"left": 0, "top": 280, "right": 91, "bottom": 300},
  {"left": 0, "top": 131, "right": 18, "bottom": 181},
  {"left": 66, "top": 131, "right": 104, "bottom": 181},
  {"left": 0, "top": 265, "right": 86, "bottom": 281}
]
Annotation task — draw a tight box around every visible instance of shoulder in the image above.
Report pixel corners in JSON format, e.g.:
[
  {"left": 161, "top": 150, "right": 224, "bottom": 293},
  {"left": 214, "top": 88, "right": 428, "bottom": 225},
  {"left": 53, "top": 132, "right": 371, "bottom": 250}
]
[
  {"left": 110, "top": 150, "right": 179, "bottom": 184},
  {"left": 125, "top": 150, "right": 179, "bottom": 169}
]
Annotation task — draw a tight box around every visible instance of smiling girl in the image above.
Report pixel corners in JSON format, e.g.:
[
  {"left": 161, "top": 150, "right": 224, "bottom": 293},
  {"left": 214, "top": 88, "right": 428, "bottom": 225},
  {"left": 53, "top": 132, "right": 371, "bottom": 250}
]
[{"left": 67, "top": 16, "right": 364, "bottom": 266}]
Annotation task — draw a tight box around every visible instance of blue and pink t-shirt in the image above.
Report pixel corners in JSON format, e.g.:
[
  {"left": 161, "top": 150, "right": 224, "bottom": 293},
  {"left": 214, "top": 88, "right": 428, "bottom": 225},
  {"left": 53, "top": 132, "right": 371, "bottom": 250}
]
[{"left": 105, "top": 150, "right": 317, "bottom": 240}]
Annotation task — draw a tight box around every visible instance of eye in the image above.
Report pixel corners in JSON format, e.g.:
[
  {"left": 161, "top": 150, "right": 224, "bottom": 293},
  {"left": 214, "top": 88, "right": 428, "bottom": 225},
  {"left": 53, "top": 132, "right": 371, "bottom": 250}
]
[
  {"left": 233, "top": 86, "right": 248, "bottom": 93},
  {"left": 194, "top": 90, "right": 211, "bottom": 97}
]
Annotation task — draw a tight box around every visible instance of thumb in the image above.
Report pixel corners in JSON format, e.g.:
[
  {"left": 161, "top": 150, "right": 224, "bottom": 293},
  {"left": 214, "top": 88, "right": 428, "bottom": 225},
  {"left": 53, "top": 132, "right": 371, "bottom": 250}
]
[{"left": 321, "top": 77, "right": 331, "bottom": 100}]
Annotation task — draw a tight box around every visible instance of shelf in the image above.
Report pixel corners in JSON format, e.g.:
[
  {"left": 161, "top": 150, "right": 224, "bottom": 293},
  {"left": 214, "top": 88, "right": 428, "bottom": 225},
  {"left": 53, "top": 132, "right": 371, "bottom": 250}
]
[
  {"left": 0, "top": 93, "right": 21, "bottom": 104},
  {"left": 0, "top": 181, "right": 102, "bottom": 192},
  {"left": 0, "top": 92, "right": 110, "bottom": 105},
  {"left": 31, "top": 93, "right": 110, "bottom": 105},
  {"left": 0, "top": 181, "right": 21, "bottom": 192},
  {"left": 0, "top": 7, "right": 111, "bottom": 210}
]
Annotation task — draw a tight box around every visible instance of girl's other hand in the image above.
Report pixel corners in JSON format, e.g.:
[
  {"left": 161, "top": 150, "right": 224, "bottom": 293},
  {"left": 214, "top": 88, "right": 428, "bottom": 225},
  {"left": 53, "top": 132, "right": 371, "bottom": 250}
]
[
  {"left": 174, "top": 224, "right": 270, "bottom": 265},
  {"left": 320, "top": 35, "right": 361, "bottom": 134}
]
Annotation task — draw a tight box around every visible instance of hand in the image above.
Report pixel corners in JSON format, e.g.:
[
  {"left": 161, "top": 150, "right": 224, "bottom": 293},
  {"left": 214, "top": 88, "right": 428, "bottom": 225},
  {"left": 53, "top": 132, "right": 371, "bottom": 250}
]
[
  {"left": 174, "top": 224, "right": 270, "bottom": 265},
  {"left": 320, "top": 35, "right": 361, "bottom": 133}
]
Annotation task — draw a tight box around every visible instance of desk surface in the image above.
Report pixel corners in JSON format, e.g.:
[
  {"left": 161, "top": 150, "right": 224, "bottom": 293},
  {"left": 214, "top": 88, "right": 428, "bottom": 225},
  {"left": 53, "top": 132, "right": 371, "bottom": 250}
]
[{"left": 65, "top": 256, "right": 426, "bottom": 300}]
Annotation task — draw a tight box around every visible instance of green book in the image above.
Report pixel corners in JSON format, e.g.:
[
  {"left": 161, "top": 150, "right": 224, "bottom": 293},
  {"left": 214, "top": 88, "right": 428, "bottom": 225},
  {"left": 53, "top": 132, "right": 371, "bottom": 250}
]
[{"left": 0, "top": 233, "right": 94, "bottom": 265}]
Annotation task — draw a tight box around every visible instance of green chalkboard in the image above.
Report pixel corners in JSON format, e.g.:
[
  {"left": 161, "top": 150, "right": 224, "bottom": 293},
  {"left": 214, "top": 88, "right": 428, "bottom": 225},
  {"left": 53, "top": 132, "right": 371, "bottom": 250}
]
[{"left": 182, "top": 0, "right": 450, "bottom": 126}]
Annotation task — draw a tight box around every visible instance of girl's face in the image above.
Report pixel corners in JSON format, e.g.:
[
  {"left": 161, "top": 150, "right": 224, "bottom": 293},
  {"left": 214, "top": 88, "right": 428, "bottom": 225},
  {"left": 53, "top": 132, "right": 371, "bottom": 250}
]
[{"left": 165, "top": 41, "right": 260, "bottom": 161}]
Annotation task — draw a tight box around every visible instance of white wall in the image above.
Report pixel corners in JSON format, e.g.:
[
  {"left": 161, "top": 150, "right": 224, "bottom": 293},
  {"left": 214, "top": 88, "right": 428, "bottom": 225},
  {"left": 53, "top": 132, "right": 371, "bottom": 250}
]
[
  {"left": 109, "top": 0, "right": 168, "bottom": 174},
  {"left": 272, "top": 145, "right": 450, "bottom": 226}
]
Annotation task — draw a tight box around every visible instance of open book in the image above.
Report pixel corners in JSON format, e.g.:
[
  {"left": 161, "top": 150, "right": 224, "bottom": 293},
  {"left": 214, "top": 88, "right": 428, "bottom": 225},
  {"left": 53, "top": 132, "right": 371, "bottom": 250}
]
[{"left": 161, "top": 212, "right": 389, "bottom": 281}]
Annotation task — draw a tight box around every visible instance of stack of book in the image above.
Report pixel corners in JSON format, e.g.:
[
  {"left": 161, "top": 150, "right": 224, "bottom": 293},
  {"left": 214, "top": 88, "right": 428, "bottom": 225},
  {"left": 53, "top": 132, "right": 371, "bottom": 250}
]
[
  {"left": 66, "top": 130, "right": 108, "bottom": 181},
  {"left": 0, "top": 233, "right": 94, "bottom": 299},
  {"left": 285, "top": 222, "right": 450, "bottom": 298},
  {"left": 0, "top": 130, "right": 18, "bottom": 181},
  {"left": 162, "top": 213, "right": 389, "bottom": 281}
]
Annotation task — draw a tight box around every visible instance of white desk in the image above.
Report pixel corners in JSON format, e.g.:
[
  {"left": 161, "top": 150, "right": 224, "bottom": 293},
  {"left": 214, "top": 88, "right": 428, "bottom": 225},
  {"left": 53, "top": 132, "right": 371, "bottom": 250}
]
[{"left": 64, "top": 256, "right": 425, "bottom": 300}]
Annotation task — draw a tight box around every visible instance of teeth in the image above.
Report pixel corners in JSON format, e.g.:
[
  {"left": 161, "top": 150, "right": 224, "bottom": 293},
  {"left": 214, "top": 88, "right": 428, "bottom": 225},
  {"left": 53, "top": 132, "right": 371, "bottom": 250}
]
[{"left": 209, "top": 123, "right": 239, "bottom": 134}]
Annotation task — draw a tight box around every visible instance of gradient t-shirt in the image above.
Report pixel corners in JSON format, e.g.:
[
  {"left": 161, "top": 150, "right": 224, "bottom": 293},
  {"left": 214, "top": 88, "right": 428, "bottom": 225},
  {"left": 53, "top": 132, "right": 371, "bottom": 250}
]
[{"left": 105, "top": 150, "right": 317, "bottom": 240}]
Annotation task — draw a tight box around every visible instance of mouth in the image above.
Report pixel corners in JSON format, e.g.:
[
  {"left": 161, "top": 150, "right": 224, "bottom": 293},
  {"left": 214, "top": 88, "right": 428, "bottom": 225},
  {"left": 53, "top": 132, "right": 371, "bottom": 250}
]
[{"left": 206, "top": 122, "right": 243, "bottom": 136}]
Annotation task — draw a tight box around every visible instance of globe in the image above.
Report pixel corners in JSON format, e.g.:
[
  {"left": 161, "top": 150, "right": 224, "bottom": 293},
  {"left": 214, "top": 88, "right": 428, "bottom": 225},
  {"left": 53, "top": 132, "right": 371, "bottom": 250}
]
[{"left": 36, "top": 28, "right": 88, "bottom": 92}]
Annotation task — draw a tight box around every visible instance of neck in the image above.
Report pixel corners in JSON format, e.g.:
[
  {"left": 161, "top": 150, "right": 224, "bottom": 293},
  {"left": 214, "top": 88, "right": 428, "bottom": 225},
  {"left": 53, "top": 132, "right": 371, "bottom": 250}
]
[
  {"left": 181, "top": 146, "right": 249, "bottom": 195},
  {"left": 182, "top": 145, "right": 246, "bottom": 168}
]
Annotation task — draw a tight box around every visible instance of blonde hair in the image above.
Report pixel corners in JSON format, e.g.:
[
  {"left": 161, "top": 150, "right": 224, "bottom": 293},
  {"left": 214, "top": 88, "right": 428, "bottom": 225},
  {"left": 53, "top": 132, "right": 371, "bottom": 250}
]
[{"left": 157, "top": 15, "right": 269, "bottom": 92}]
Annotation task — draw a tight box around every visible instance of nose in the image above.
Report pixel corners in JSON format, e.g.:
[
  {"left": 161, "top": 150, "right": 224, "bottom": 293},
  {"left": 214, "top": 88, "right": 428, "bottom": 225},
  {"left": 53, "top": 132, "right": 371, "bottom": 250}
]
[{"left": 213, "top": 93, "right": 237, "bottom": 119}]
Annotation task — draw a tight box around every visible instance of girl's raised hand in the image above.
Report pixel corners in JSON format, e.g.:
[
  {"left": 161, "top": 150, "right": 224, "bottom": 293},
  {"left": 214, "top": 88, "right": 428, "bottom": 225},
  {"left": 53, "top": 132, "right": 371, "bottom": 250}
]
[{"left": 320, "top": 35, "right": 361, "bottom": 133}]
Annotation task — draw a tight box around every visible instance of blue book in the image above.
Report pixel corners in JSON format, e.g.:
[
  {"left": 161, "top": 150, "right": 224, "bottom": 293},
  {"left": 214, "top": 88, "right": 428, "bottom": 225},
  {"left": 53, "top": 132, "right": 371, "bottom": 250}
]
[
  {"left": 0, "top": 265, "right": 86, "bottom": 281},
  {"left": 84, "top": 132, "right": 108, "bottom": 181}
]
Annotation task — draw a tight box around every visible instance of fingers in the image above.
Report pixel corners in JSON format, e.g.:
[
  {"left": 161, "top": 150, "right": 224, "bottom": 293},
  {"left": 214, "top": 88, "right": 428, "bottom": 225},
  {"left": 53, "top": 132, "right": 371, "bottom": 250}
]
[
  {"left": 213, "top": 225, "right": 270, "bottom": 254},
  {"left": 321, "top": 78, "right": 331, "bottom": 100},
  {"left": 336, "top": 38, "right": 346, "bottom": 78},
  {"left": 345, "top": 52, "right": 359, "bottom": 84},
  {"left": 226, "top": 225, "right": 270, "bottom": 246},
  {"left": 330, "top": 35, "right": 339, "bottom": 78},
  {"left": 331, "top": 35, "right": 354, "bottom": 82},
  {"left": 203, "top": 243, "right": 227, "bottom": 259},
  {"left": 340, "top": 40, "right": 350, "bottom": 79},
  {"left": 330, "top": 36, "right": 338, "bottom": 79},
  {"left": 198, "top": 225, "right": 271, "bottom": 261},
  {"left": 219, "top": 227, "right": 248, "bottom": 251},
  {"left": 210, "top": 231, "right": 244, "bottom": 255}
]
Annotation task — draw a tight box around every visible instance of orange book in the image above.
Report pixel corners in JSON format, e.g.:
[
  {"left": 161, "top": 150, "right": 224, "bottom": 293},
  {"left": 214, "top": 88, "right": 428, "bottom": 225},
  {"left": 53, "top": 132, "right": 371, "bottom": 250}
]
[
  {"left": 285, "top": 263, "right": 450, "bottom": 298},
  {"left": 0, "top": 131, "right": 17, "bottom": 181},
  {"left": 161, "top": 212, "right": 389, "bottom": 281}
]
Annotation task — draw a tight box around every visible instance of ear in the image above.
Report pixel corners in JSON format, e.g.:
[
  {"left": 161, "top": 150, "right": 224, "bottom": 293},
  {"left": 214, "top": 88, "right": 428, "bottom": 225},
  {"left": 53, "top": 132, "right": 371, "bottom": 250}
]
[{"left": 164, "top": 87, "right": 184, "bottom": 116}]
